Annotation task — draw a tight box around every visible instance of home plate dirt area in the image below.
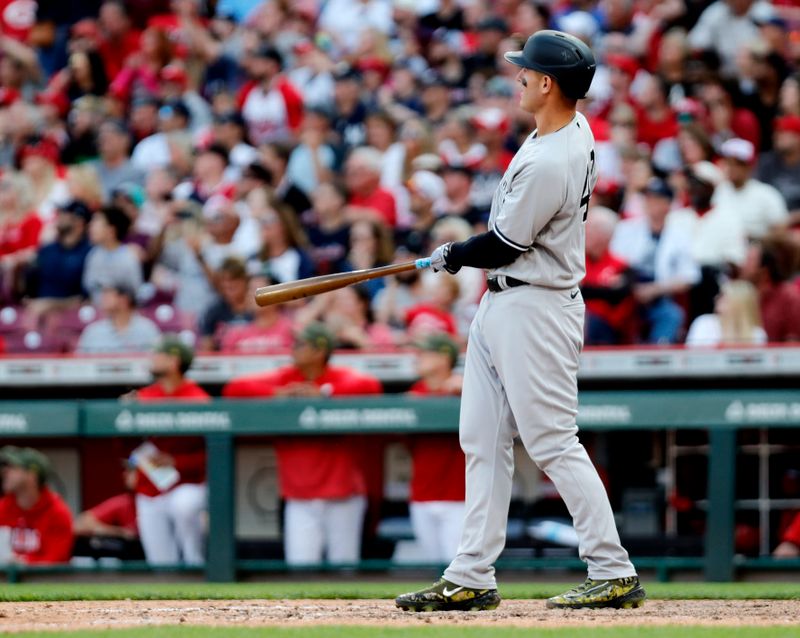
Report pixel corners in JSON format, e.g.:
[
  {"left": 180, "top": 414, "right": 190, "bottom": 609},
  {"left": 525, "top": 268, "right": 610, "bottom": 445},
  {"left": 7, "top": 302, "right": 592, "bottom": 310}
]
[{"left": 1, "top": 599, "right": 799, "bottom": 632}]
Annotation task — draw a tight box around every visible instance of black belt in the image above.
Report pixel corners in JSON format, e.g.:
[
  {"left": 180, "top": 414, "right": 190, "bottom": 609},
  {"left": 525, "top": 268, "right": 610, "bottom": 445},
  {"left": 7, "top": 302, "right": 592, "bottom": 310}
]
[{"left": 486, "top": 275, "right": 529, "bottom": 293}]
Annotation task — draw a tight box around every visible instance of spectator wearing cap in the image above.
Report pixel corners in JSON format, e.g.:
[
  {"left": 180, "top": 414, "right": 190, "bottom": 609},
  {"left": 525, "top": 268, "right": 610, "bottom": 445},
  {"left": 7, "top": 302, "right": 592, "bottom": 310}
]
[
  {"left": 238, "top": 44, "right": 303, "bottom": 146},
  {"left": 211, "top": 110, "right": 259, "bottom": 179},
  {"left": 405, "top": 332, "right": 465, "bottom": 563},
  {"left": 219, "top": 269, "right": 294, "bottom": 353},
  {"left": 76, "top": 283, "right": 161, "bottom": 353},
  {"left": 223, "top": 322, "right": 383, "bottom": 566},
  {"left": 419, "top": 70, "right": 452, "bottom": 130},
  {"left": 197, "top": 256, "right": 253, "bottom": 351},
  {"left": 0, "top": 446, "right": 73, "bottom": 564},
  {"left": 688, "top": 0, "right": 773, "bottom": 77},
  {"left": 286, "top": 108, "right": 336, "bottom": 198},
  {"left": 318, "top": 0, "right": 392, "bottom": 54},
  {"left": 757, "top": 115, "right": 800, "bottom": 223},
  {"left": 582, "top": 206, "right": 636, "bottom": 345},
  {"left": 714, "top": 138, "right": 789, "bottom": 239},
  {"left": 128, "top": 336, "right": 208, "bottom": 565},
  {"left": 471, "top": 107, "right": 514, "bottom": 174},
  {"left": 287, "top": 40, "right": 336, "bottom": 111},
  {"left": 128, "top": 95, "right": 160, "bottom": 144},
  {"left": 611, "top": 177, "right": 700, "bottom": 344},
  {"left": 131, "top": 100, "right": 192, "bottom": 172},
  {"left": 740, "top": 232, "right": 800, "bottom": 342},
  {"left": 0, "top": 172, "right": 42, "bottom": 301},
  {"left": 344, "top": 146, "right": 398, "bottom": 228},
  {"left": 26, "top": 200, "right": 93, "bottom": 313},
  {"left": 83, "top": 205, "right": 143, "bottom": 304},
  {"left": 91, "top": 120, "right": 145, "bottom": 203},
  {"left": 158, "top": 63, "right": 213, "bottom": 135},
  {"left": 672, "top": 162, "right": 747, "bottom": 314},
  {"left": 330, "top": 64, "right": 368, "bottom": 159},
  {"left": 17, "top": 136, "right": 70, "bottom": 236},
  {"left": 464, "top": 15, "right": 508, "bottom": 77}
]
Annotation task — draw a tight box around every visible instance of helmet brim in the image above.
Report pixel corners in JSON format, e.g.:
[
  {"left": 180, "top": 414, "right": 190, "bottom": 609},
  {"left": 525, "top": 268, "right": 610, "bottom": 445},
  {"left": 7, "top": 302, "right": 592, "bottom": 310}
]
[{"left": 503, "top": 50, "right": 534, "bottom": 69}]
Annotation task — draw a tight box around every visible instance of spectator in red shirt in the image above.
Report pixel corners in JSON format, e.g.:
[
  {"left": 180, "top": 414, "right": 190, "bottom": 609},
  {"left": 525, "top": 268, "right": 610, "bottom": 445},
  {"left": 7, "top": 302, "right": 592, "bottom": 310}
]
[
  {"left": 0, "top": 446, "right": 73, "bottom": 564},
  {"left": 127, "top": 336, "right": 209, "bottom": 565},
  {"left": 345, "top": 146, "right": 398, "bottom": 227},
  {"left": 223, "top": 322, "right": 382, "bottom": 566},
  {"left": 406, "top": 333, "right": 465, "bottom": 564},
  {"left": 96, "top": 1, "right": 142, "bottom": 83},
  {"left": 741, "top": 231, "right": 800, "bottom": 342},
  {"left": 582, "top": 206, "right": 635, "bottom": 345},
  {"left": 634, "top": 74, "right": 678, "bottom": 149}
]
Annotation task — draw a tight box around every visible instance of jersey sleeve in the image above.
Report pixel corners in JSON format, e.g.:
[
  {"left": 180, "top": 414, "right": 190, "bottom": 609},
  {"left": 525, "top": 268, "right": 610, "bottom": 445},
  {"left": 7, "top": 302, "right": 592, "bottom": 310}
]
[{"left": 491, "top": 156, "right": 566, "bottom": 251}]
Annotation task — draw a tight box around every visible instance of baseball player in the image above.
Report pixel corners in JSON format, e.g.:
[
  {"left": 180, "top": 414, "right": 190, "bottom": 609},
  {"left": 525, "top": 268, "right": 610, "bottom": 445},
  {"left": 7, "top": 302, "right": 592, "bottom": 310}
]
[{"left": 396, "top": 31, "right": 644, "bottom": 612}]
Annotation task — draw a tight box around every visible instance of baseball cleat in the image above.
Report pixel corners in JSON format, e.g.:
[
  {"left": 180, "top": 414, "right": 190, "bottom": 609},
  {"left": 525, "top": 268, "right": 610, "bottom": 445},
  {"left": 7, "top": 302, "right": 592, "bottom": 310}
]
[
  {"left": 546, "top": 576, "right": 646, "bottom": 609},
  {"left": 395, "top": 578, "right": 501, "bottom": 612}
]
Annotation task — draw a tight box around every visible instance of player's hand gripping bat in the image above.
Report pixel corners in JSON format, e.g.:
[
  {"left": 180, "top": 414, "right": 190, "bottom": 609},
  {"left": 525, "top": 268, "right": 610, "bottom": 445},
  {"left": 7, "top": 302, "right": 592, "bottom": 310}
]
[{"left": 254, "top": 258, "right": 432, "bottom": 307}]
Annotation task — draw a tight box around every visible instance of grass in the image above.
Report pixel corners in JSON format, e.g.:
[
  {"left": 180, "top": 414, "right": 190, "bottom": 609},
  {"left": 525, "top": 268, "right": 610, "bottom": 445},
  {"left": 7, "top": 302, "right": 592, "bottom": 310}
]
[
  {"left": 0, "top": 581, "right": 799, "bottom": 602},
  {"left": 8, "top": 628, "right": 800, "bottom": 638}
]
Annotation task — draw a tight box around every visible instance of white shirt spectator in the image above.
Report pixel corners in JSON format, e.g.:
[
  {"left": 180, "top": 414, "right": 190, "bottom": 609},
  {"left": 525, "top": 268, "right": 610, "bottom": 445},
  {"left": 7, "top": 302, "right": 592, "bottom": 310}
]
[
  {"left": 712, "top": 178, "right": 789, "bottom": 239},
  {"left": 131, "top": 133, "right": 171, "bottom": 172},
  {"left": 318, "top": 0, "right": 393, "bottom": 53},
  {"left": 288, "top": 68, "right": 335, "bottom": 110},
  {"left": 610, "top": 214, "right": 700, "bottom": 286},
  {"left": 688, "top": 1, "right": 774, "bottom": 75},
  {"left": 668, "top": 206, "right": 748, "bottom": 267},
  {"left": 286, "top": 143, "right": 336, "bottom": 196},
  {"left": 685, "top": 314, "right": 767, "bottom": 348},
  {"left": 82, "top": 244, "right": 144, "bottom": 304}
]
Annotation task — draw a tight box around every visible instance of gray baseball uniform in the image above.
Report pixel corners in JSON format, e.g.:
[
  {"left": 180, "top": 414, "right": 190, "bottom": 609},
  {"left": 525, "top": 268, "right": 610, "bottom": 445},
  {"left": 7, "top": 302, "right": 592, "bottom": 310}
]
[{"left": 443, "top": 112, "right": 636, "bottom": 589}]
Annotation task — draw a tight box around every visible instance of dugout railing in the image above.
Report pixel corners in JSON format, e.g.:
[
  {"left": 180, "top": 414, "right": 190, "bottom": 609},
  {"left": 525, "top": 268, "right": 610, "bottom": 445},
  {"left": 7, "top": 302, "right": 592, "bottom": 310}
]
[{"left": 3, "top": 391, "right": 800, "bottom": 583}]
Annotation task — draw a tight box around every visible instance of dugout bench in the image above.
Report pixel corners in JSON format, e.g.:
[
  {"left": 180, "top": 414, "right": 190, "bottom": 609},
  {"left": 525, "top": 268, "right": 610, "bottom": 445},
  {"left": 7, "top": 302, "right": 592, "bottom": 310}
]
[{"left": 3, "top": 391, "right": 800, "bottom": 583}]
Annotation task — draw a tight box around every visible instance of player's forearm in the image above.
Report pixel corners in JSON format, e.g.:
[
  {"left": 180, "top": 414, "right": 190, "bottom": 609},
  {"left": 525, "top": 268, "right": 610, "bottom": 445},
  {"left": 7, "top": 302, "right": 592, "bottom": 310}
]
[{"left": 448, "top": 231, "right": 524, "bottom": 270}]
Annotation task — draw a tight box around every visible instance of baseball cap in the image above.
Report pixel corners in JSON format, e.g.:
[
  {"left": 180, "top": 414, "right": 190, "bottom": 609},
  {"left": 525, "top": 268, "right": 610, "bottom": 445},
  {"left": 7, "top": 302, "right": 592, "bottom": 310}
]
[
  {"left": 775, "top": 115, "right": 800, "bottom": 136},
  {"left": 160, "top": 64, "right": 189, "bottom": 87},
  {"left": 57, "top": 199, "right": 93, "bottom": 222},
  {"left": 155, "top": 335, "right": 194, "bottom": 371},
  {"left": 606, "top": 54, "right": 639, "bottom": 78},
  {"left": 159, "top": 100, "right": 190, "bottom": 121},
  {"left": 477, "top": 16, "right": 508, "bottom": 33},
  {"left": 643, "top": 177, "right": 674, "bottom": 200},
  {"left": 213, "top": 110, "right": 246, "bottom": 128},
  {"left": 253, "top": 43, "right": 284, "bottom": 68},
  {"left": 112, "top": 182, "right": 146, "bottom": 209},
  {"left": 0, "top": 446, "right": 52, "bottom": 484},
  {"left": 720, "top": 138, "right": 755, "bottom": 164},
  {"left": 415, "top": 333, "right": 460, "bottom": 367},
  {"left": 688, "top": 161, "right": 725, "bottom": 187},
  {"left": 471, "top": 107, "right": 510, "bottom": 134},
  {"left": 294, "top": 323, "right": 336, "bottom": 353}
]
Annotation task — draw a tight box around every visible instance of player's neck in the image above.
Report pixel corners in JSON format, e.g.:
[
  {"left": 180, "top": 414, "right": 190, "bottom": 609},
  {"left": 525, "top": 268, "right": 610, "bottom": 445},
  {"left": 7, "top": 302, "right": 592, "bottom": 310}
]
[{"left": 533, "top": 105, "right": 576, "bottom": 136}]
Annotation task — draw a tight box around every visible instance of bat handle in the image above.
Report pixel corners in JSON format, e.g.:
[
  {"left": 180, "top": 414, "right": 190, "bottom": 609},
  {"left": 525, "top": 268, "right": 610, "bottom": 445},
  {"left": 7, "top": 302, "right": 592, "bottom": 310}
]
[{"left": 415, "top": 258, "right": 432, "bottom": 270}]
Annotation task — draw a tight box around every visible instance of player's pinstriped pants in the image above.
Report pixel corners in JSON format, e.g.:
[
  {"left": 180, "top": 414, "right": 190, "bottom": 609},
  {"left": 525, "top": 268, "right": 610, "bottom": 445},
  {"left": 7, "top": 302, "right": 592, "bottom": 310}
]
[{"left": 443, "top": 285, "right": 636, "bottom": 589}]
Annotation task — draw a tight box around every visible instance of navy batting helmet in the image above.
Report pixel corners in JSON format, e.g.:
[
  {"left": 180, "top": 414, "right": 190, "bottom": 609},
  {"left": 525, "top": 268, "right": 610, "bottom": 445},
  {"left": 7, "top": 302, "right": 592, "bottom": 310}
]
[{"left": 504, "top": 30, "right": 596, "bottom": 100}]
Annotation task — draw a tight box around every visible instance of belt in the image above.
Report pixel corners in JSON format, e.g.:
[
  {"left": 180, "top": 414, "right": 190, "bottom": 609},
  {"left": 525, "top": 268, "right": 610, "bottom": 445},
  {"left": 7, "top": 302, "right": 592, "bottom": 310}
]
[{"left": 486, "top": 275, "right": 529, "bottom": 293}]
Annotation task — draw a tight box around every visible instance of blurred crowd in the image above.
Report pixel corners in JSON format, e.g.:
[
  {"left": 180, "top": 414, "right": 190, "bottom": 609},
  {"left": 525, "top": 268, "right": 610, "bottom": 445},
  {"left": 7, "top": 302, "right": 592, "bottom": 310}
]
[{"left": 0, "top": 0, "right": 799, "bottom": 354}]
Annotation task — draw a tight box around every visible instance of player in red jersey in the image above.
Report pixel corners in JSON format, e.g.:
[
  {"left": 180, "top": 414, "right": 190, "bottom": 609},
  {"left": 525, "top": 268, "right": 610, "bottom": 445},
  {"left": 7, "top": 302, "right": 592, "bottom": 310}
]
[
  {"left": 406, "top": 333, "right": 465, "bottom": 564},
  {"left": 224, "top": 323, "right": 382, "bottom": 565},
  {"left": 127, "top": 336, "right": 208, "bottom": 565},
  {"left": 0, "top": 446, "right": 73, "bottom": 564}
]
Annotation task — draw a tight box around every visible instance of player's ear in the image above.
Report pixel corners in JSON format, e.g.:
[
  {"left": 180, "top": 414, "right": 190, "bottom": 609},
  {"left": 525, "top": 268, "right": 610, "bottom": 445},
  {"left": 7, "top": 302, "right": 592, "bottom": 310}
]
[{"left": 541, "top": 74, "right": 552, "bottom": 95}]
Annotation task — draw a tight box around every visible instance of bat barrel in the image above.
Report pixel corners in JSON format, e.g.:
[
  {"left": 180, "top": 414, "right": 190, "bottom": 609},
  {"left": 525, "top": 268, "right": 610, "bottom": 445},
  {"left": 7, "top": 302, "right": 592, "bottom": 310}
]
[{"left": 254, "top": 258, "right": 431, "bottom": 307}]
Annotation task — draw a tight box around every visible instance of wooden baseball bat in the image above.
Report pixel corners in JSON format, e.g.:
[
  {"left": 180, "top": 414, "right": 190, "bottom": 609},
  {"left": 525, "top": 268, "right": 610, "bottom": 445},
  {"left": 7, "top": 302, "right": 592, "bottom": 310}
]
[{"left": 254, "top": 258, "right": 432, "bottom": 307}]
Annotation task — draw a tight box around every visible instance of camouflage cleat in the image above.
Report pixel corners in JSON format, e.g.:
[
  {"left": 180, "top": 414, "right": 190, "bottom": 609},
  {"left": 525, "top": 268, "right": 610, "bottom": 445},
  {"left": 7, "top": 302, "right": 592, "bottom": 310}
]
[
  {"left": 395, "top": 578, "right": 501, "bottom": 612},
  {"left": 546, "top": 576, "right": 646, "bottom": 610}
]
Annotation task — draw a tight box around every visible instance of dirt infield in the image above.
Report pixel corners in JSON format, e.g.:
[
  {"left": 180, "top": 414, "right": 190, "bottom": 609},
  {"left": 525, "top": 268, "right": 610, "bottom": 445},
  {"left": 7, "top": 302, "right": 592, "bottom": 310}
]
[{"left": 1, "top": 599, "right": 800, "bottom": 632}]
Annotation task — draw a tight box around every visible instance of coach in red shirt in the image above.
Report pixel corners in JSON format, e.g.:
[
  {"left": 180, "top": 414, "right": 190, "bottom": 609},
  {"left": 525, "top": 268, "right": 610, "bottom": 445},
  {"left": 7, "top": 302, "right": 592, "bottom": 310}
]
[
  {"left": 128, "top": 336, "right": 209, "bottom": 566},
  {"left": 224, "top": 323, "right": 382, "bottom": 566},
  {"left": 406, "top": 333, "right": 465, "bottom": 564},
  {"left": 0, "top": 446, "right": 73, "bottom": 564}
]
